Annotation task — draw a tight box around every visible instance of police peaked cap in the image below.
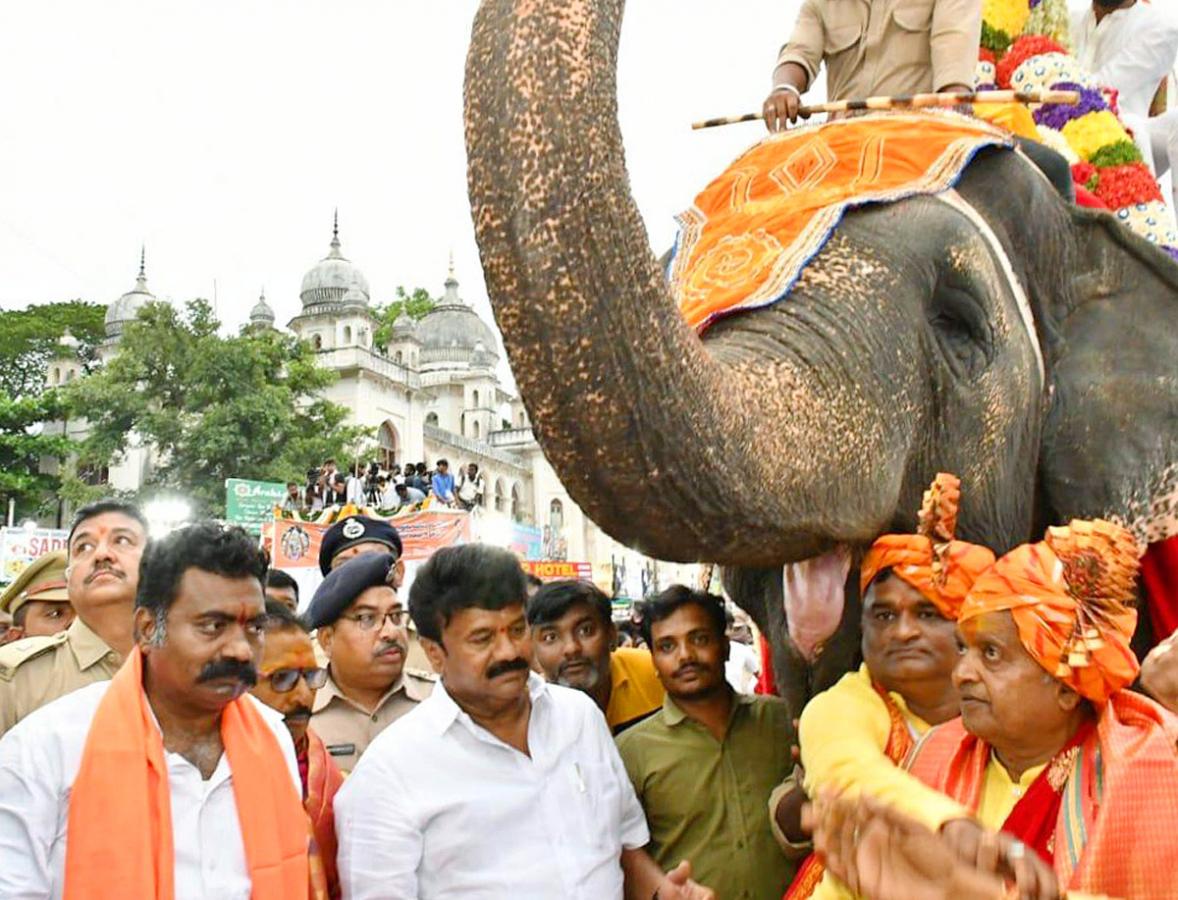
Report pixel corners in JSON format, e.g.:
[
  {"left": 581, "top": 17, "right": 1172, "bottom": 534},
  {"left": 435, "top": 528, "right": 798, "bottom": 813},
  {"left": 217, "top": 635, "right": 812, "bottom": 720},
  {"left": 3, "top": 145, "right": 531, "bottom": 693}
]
[
  {"left": 317, "top": 515, "right": 403, "bottom": 575},
  {"left": 306, "top": 551, "right": 398, "bottom": 629}
]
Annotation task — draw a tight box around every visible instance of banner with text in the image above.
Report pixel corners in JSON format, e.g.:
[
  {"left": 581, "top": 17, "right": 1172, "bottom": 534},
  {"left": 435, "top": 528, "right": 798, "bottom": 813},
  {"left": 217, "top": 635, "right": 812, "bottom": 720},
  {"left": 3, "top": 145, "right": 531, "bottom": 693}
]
[
  {"left": 270, "top": 510, "right": 473, "bottom": 569},
  {"left": 226, "top": 478, "right": 288, "bottom": 534},
  {"left": 0, "top": 527, "right": 70, "bottom": 583},
  {"left": 520, "top": 560, "right": 594, "bottom": 582}
]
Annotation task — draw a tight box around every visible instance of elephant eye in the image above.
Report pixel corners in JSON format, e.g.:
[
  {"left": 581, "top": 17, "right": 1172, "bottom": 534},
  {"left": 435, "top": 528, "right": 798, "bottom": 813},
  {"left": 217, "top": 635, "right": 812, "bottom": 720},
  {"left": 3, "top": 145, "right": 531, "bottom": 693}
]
[{"left": 927, "top": 283, "right": 993, "bottom": 381}]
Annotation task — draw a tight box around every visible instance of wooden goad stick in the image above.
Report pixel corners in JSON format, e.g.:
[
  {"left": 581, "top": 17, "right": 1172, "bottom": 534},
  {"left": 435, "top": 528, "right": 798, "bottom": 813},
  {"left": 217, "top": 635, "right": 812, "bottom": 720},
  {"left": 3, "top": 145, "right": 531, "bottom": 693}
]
[{"left": 691, "top": 89, "right": 1081, "bottom": 131}]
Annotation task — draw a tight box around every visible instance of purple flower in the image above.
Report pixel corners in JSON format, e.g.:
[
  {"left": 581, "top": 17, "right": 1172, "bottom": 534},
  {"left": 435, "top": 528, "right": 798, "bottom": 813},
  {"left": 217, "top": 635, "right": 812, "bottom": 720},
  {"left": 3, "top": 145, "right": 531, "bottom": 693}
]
[
  {"left": 1165, "top": 245, "right": 1178, "bottom": 263},
  {"left": 1033, "top": 83, "right": 1107, "bottom": 130},
  {"left": 1029, "top": 0, "right": 1043, "bottom": 7}
]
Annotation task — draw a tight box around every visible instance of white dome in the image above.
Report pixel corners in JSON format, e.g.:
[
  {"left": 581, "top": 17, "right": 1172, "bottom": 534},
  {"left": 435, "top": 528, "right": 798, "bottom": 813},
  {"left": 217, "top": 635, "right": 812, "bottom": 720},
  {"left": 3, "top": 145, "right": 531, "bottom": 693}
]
[
  {"left": 106, "top": 249, "right": 156, "bottom": 338},
  {"left": 300, "top": 214, "right": 370, "bottom": 308},
  {"left": 250, "top": 289, "right": 275, "bottom": 324},
  {"left": 414, "top": 271, "right": 499, "bottom": 368}
]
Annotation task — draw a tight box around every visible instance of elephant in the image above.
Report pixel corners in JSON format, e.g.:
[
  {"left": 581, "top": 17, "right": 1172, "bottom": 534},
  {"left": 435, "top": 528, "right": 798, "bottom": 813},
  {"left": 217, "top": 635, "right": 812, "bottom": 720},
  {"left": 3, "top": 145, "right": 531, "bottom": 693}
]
[{"left": 464, "top": 0, "right": 1178, "bottom": 715}]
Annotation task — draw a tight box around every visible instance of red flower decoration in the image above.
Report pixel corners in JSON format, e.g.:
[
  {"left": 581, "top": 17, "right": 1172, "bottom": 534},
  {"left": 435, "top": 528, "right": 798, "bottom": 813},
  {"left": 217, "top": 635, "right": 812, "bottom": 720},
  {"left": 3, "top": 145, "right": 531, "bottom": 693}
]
[
  {"left": 979, "top": 48, "right": 997, "bottom": 66},
  {"left": 996, "top": 35, "right": 1068, "bottom": 89},
  {"left": 1094, "top": 163, "right": 1164, "bottom": 209},
  {"left": 1071, "top": 161, "right": 1098, "bottom": 189}
]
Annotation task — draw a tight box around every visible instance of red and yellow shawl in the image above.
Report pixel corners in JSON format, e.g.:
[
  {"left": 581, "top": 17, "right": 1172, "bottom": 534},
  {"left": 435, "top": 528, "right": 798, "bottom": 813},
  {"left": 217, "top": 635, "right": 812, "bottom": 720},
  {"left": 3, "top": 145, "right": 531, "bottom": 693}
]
[
  {"left": 305, "top": 727, "right": 345, "bottom": 900},
  {"left": 906, "top": 691, "right": 1178, "bottom": 899}
]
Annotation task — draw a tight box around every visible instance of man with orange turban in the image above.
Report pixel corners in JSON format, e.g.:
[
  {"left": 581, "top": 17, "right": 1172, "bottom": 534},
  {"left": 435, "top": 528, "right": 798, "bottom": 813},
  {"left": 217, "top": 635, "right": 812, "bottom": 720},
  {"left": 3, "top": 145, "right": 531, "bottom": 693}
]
[
  {"left": 907, "top": 518, "right": 1178, "bottom": 899},
  {"left": 777, "top": 474, "right": 996, "bottom": 899}
]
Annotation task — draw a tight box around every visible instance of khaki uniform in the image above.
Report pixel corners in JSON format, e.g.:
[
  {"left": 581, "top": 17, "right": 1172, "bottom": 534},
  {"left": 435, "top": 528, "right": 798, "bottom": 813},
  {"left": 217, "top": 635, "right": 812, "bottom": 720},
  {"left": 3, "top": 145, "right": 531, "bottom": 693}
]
[
  {"left": 777, "top": 0, "right": 982, "bottom": 100},
  {"left": 0, "top": 617, "right": 121, "bottom": 737},
  {"left": 311, "top": 667, "right": 435, "bottom": 772}
]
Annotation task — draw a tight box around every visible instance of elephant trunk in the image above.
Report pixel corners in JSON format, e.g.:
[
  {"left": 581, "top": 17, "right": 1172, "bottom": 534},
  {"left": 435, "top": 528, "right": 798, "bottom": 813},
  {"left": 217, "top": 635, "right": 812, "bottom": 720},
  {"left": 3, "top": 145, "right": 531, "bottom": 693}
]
[{"left": 465, "top": 0, "right": 910, "bottom": 566}]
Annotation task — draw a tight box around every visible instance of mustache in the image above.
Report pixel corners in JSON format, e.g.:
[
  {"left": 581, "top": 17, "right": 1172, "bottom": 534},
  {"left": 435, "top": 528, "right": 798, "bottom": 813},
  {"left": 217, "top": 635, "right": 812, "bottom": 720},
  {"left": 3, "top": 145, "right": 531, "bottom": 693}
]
[
  {"left": 672, "top": 663, "right": 708, "bottom": 679},
  {"left": 486, "top": 657, "right": 530, "bottom": 679},
  {"left": 284, "top": 706, "right": 313, "bottom": 721},
  {"left": 197, "top": 658, "right": 258, "bottom": 687},
  {"left": 85, "top": 563, "right": 125, "bottom": 584},
  {"left": 374, "top": 640, "right": 407, "bottom": 658}
]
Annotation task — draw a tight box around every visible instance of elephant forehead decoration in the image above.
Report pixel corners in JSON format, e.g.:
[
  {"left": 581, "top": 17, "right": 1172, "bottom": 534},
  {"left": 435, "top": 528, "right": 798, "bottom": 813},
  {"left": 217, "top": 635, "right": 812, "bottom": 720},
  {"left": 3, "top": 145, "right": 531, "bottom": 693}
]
[{"left": 669, "top": 113, "right": 1013, "bottom": 333}]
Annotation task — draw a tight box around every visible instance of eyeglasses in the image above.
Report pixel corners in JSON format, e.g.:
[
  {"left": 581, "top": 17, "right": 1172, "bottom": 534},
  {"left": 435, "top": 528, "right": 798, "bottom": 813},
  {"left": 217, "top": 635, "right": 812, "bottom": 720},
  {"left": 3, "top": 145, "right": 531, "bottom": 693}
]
[
  {"left": 265, "top": 667, "right": 328, "bottom": 693},
  {"left": 342, "top": 609, "right": 412, "bottom": 632}
]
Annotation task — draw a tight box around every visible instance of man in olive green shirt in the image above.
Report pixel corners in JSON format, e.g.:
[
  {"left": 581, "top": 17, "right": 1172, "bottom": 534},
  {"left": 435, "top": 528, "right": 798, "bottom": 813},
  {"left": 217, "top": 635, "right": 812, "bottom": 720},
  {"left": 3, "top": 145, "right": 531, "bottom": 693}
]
[{"left": 616, "top": 586, "right": 796, "bottom": 900}]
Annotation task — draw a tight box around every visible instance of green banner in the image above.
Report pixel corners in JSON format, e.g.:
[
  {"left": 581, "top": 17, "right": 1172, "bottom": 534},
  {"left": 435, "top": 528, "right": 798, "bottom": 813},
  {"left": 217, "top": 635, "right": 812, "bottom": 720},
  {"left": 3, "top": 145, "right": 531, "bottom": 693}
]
[{"left": 225, "top": 478, "right": 287, "bottom": 533}]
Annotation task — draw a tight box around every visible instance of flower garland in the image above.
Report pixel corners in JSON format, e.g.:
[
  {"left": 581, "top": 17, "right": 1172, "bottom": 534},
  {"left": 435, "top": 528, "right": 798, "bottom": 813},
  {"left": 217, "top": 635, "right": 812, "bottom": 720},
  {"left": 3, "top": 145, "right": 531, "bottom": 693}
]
[{"left": 974, "top": 0, "right": 1178, "bottom": 252}]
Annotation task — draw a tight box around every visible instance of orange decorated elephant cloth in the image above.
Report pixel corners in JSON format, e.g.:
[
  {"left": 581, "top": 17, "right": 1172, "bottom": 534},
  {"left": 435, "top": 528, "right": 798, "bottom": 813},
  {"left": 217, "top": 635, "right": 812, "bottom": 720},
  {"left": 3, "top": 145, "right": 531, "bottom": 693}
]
[{"left": 669, "top": 113, "right": 1014, "bottom": 333}]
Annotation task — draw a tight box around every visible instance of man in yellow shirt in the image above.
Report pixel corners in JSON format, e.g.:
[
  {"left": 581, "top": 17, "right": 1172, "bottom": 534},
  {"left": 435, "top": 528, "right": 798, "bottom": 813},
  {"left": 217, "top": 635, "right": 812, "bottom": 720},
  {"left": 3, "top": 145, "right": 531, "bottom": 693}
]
[
  {"left": 777, "top": 474, "right": 996, "bottom": 898},
  {"left": 907, "top": 518, "right": 1178, "bottom": 900},
  {"left": 528, "top": 579, "right": 664, "bottom": 733}
]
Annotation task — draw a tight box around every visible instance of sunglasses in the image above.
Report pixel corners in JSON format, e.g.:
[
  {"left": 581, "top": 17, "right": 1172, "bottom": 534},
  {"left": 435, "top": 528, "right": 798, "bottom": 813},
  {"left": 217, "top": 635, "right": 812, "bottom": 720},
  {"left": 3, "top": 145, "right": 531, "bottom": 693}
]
[{"left": 264, "top": 667, "right": 328, "bottom": 693}]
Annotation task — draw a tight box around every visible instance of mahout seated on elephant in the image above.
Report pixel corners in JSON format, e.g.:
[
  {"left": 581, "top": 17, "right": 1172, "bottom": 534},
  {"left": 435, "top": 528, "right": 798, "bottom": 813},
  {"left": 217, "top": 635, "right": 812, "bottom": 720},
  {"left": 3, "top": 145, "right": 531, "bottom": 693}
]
[{"left": 464, "top": 0, "right": 1178, "bottom": 716}]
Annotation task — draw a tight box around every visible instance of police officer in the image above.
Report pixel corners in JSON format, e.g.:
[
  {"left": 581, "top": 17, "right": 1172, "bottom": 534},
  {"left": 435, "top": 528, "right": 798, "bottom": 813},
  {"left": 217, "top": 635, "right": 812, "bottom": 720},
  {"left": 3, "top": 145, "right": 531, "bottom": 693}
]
[
  {"left": 0, "top": 500, "right": 148, "bottom": 736},
  {"left": 1, "top": 550, "right": 75, "bottom": 643},
  {"left": 319, "top": 514, "right": 403, "bottom": 577},
  {"left": 307, "top": 551, "right": 434, "bottom": 771}
]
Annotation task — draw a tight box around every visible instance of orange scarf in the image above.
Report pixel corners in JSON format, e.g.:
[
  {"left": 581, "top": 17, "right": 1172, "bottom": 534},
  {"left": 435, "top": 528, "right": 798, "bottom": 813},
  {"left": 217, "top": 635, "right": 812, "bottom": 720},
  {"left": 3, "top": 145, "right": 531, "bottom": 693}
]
[
  {"left": 906, "top": 692, "right": 1178, "bottom": 899},
  {"left": 859, "top": 474, "right": 995, "bottom": 620},
  {"left": 305, "top": 727, "right": 345, "bottom": 900},
  {"left": 63, "top": 647, "right": 310, "bottom": 899},
  {"left": 784, "top": 683, "right": 916, "bottom": 899}
]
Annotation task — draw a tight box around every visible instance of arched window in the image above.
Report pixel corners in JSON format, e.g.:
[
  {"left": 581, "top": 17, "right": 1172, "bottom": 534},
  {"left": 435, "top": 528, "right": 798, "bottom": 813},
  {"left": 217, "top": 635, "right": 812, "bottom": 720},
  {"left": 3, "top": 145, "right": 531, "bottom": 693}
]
[
  {"left": 395, "top": 351, "right": 403, "bottom": 364},
  {"left": 378, "top": 421, "right": 399, "bottom": 470},
  {"left": 472, "top": 420, "right": 481, "bottom": 439},
  {"left": 343, "top": 325, "right": 352, "bottom": 345},
  {"left": 518, "top": 411, "right": 526, "bottom": 427},
  {"left": 313, "top": 334, "right": 323, "bottom": 350},
  {"left": 472, "top": 389, "right": 480, "bottom": 408},
  {"left": 51, "top": 368, "right": 60, "bottom": 385},
  {"left": 494, "top": 478, "right": 506, "bottom": 512},
  {"left": 425, "top": 412, "right": 439, "bottom": 427},
  {"left": 549, "top": 499, "right": 564, "bottom": 533},
  {"left": 511, "top": 483, "right": 523, "bottom": 522},
  {"left": 66, "top": 370, "right": 75, "bottom": 382}
]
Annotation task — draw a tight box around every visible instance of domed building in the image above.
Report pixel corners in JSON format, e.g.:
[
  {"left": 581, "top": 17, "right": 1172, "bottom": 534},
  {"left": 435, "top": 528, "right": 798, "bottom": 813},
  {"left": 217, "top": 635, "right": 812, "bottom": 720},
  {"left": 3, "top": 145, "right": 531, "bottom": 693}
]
[
  {"left": 48, "top": 219, "right": 632, "bottom": 572},
  {"left": 299, "top": 212, "right": 370, "bottom": 310},
  {"left": 102, "top": 247, "right": 156, "bottom": 353}
]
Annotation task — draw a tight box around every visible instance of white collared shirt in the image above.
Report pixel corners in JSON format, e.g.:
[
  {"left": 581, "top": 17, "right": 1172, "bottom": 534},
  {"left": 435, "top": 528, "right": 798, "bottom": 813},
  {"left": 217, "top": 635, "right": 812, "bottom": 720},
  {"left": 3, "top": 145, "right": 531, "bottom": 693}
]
[
  {"left": 0, "top": 680, "right": 300, "bottom": 900},
  {"left": 1072, "top": 2, "right": 1178, "bottom": 120},
  {"left": 334, "top": 672, "right": 650, "bottom": 900}
]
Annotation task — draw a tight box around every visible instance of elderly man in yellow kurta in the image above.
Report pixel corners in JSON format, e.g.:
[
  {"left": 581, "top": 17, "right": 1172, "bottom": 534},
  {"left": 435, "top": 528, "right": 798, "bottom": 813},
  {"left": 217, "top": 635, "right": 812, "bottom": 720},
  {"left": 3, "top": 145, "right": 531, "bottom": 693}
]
[
  {"left": 775, "top": 474, "right": 996, "bottom": 899},
  {"left": 763, "top": 0, "right": 983, "bottom": 130}
]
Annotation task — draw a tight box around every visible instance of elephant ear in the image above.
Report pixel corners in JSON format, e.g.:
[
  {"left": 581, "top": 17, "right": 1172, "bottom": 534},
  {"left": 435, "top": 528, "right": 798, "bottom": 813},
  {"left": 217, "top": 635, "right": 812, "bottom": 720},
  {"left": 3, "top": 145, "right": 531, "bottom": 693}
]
[{"left": 1039, "top": 208, "right": 1178, "bottom": 547}]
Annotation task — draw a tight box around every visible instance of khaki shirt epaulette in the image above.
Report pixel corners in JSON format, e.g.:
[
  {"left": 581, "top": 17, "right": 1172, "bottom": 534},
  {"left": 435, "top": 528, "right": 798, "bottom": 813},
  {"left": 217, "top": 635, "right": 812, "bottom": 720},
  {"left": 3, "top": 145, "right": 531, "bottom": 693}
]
[
  {"left": 405, "top": 666, "right": 438, "bottom": 683},
  {"left": 0, "top": 617, "right": 121, "bottom": 738},
  {"left": 0, "top": 631, "right": 69, "bottom": 680}
]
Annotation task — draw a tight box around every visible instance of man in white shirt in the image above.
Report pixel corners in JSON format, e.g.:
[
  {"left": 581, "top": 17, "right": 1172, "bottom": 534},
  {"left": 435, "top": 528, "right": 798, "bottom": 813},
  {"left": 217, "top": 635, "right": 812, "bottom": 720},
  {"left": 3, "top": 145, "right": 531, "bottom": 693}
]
[
  {"left": 1073, "top": 0, "right": 1178, "bottom": 209},
  {"left": 335, "top": 543, "right": 716, "bottom": 900},
  {"left": 0, "top": 523, "right": 308, "bottom": 900}
]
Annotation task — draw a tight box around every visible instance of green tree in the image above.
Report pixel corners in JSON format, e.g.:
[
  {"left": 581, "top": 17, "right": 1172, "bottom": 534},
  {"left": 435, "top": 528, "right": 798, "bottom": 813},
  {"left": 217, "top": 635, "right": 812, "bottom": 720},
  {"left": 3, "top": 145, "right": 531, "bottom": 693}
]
[
  {"left": 0, "top": 301, "right": 106, "bottom": 519},
  {"left": 0, "top": 301, "right": 106, "bottom": 399},
  {"left": 372, "top": 286, "right": 438, "bottom": 351},
  {"left": 65, "top": 299, "right": 371, "bottom": 517}
]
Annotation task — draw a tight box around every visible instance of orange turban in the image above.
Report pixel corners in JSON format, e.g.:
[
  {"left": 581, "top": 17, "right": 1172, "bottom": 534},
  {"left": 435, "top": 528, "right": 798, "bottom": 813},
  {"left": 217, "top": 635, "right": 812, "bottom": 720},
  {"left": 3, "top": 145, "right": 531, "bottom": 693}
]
[
  {"left": 960, "top": 519, "right": 1141, "bottom": 705},
  {"left": 860, "top": 473, "right": 996, "bottom": 620}
]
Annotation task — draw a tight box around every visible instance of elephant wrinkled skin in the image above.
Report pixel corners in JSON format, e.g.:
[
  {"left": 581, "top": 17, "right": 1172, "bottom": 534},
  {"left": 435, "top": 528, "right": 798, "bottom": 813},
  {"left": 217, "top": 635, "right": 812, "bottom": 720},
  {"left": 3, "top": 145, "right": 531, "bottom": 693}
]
[{"left": 464, "top": 0, "right": 1178, "bottom": 713}]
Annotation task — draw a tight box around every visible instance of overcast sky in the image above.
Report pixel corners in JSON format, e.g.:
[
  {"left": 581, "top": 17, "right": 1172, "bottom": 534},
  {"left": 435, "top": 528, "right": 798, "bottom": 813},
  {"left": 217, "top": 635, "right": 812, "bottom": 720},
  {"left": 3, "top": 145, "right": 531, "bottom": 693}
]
[{"left": 0, "top": 0, "right": 806, "bottom": 340}]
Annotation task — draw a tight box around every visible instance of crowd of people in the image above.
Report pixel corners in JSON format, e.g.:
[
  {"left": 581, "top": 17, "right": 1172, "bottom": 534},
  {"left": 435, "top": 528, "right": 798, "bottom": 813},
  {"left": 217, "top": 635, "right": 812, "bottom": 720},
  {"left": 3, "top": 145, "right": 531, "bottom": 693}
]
[
  {"left": 0, "top": 478, "right": 1175, "bottom": 898},
  {"left": 283, "top": 457, "right": 488, "bottom": 517}
]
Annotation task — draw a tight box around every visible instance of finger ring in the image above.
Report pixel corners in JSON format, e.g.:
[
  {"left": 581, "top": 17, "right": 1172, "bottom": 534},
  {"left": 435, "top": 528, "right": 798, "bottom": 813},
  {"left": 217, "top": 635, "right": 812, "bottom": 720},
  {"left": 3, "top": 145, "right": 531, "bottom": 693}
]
[{"left": 1007, "top": 840, "right": 1026, "bottom": 861}]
